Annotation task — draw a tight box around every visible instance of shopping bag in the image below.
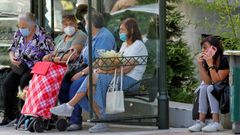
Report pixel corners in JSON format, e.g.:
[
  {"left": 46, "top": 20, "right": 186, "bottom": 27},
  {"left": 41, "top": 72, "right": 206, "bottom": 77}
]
[
  {"left": 21, "top": 62, "right": 67, "bottom": 119},
  {"left": 105, "top": 67, "right": 125, "bottom": 114},
  {"left": 31, "top": 62, "right": 51, "bottom": 75}
]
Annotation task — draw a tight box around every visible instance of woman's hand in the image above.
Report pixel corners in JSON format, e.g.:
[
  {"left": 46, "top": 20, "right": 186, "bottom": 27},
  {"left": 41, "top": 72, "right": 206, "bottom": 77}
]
[
  {"left": 42, "top": 54, "right": 54, "bottom": 62},
  {"left": 202, "top": 52, "right": 214, "bottom": 66},
  {"left": 71, "top": 72, "right": 82, "bottom": 81},
  {"left": 197, "top": 53, "right": 204, "bottom": 66},
  {"left": 10, "top": 56, "right": 21, "bottom": 66},
  {"left": 95, "top": 68, "right": 107, "bottom": 74},
  {"left": 53, "top": 57, "right": 61, "bottom": 62}
]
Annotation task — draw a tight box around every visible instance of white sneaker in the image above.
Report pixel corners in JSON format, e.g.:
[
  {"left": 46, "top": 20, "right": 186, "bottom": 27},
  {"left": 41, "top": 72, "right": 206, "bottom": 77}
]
[
  {"left": 50, "top": 103, "right": 74, "bottom": 117},
  {"left": 88, "top": 123, "right": 109, "bottom": 133},
  {"left": 6, "top": 119, "right": 17, "bottom": 127},
  {"left": 66, "top": 124, "right": 82, "bottom": 131},
  {"left": 202, "top": 122, "right": 223, "bottom": 132},
  {"left": 188, "top": 120, "right": 206, "bottom": 132}
]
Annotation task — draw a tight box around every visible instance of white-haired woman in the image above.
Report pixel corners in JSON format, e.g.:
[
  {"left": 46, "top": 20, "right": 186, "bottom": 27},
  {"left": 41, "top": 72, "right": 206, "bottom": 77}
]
[{"left": 0, "top": 12, "right": 54, "bottom": 126}]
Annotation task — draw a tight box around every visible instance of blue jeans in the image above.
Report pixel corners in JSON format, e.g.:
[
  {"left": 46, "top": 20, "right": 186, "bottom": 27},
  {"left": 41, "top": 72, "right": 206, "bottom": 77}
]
[{"left": 59, "top": 76, "right": 86, "bottom": 125}]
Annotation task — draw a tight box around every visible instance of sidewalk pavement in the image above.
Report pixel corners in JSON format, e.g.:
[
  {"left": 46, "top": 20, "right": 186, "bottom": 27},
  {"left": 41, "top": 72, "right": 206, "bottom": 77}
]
[{"left": 0, "top": 122, "right": 233, "bottom": 135}]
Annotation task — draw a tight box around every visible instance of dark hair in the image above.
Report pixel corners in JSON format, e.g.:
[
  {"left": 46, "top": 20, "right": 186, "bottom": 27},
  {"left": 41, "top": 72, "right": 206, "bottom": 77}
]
[
  {"left": 201, "top": 36, "right": 224, "bottom": 63},
  {"left": 76, "top": 4, "right": 88, "bottom": 21},
  {"left": 85, "top": 10, "right": 104, "bottom": 29},
  {"left": 62, "top": 14, "right": 77, "bottom": 24},
  {"left": 121, "top": 18, "right": 142, "bottom": 42}
]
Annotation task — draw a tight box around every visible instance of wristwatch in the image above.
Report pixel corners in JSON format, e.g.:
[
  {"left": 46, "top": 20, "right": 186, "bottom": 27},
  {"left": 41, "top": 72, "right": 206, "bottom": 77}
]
[{"left": 208, "top": 66, "right": 216, "bottom": 71}]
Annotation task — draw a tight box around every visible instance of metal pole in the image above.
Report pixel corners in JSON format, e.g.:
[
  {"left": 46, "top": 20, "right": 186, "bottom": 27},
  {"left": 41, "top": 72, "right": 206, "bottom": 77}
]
[
  {"left": 96, "top": 0, "right": 103, "bottom": 13},
  {"left": 37, "top": 0, "right": 45, "bottom": 27},
  {"left": 30, "top": 0, "right": 35, "bottom": 14},
  {"left": 157, "top": 0, "right": 169, "bottom": 129},
  {"left": 51, "top": 0, "right": 54, "bottom": 38},
  {"left": 88, "top": 0, "right": 94, "bottom": 119}
]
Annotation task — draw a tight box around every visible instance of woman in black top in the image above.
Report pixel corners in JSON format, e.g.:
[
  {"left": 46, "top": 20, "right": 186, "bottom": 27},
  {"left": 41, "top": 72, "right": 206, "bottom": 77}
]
[{"left": 188, "top": 36, "right": 229, "bottom": 132}]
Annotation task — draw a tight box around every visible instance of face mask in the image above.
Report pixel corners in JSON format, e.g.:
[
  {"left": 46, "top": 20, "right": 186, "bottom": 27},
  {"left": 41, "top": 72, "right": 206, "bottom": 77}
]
[
  {"left": 64, "top": 26, "right": 76, "bottom": 36},
  {"left": 119, "top": 33, "right": 127, "bottom": 42},
  {"left": 19, "top": 28, "right": 30, "bottom": 37}
]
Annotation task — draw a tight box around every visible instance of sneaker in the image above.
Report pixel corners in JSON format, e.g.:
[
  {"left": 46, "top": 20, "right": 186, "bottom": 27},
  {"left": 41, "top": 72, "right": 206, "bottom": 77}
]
[
  {"left": 50, "top": 103, "right": 74, "bottom": 117},
  {"left": 0, "top": 117, "right": 15, "bottom": 126},
  {"left": 66, "top": 124, "right": 82, "bottom": 131},
  {"left": 188, "top": 120, "right": 206, "bottom": 132},
  {"left": 88, "top": 123, "right": 109, "bottom": 133},
  {"left": 5, "top": 119, "right": 17, "bottom": 127},
  {"left": 202, "top": 122, "right": 223, "bottom": 132}
]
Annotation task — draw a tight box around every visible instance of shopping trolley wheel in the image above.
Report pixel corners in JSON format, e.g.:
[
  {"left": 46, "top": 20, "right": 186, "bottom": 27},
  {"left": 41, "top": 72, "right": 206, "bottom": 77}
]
[
  {"left": 33, "top": 119, "right": 46, "bottom": 133},
  {"left": 28, "top": 125, "right": 35, "bottom": 133},
  {"left": 26, "top": 118, "right": 35, "bottom": 133},
  {"left": 55, "top": 119, "right": 68, "bottom": 131}
]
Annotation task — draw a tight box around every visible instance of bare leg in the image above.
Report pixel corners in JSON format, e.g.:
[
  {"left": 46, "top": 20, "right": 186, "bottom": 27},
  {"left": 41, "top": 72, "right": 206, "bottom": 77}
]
[
  {"left": 212, "top": 113, "right": 220, "bottom": 122},
  {"left": 68, "top": 92, "right": 86, "bottom": 107},
  {"left": 199, "top": 113, "right": 206, "bottom": 122}
]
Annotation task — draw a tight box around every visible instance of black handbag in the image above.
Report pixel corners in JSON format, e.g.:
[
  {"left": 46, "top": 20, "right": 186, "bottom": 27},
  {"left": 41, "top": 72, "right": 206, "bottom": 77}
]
[
  {"left": 64, "top": 62, "right": 88, "bottom": 82},
  {"left": 212, "top": 79, "right": 230, "bottom": 114},
  {"left": 59, "top": 50, "right": 88, "bottom": 82},
  {"left": 11, "top": 63, "right": 29, "bottom": 75},
  {"left": 192, "top": 87, "right": 212, "bottom": 120}
]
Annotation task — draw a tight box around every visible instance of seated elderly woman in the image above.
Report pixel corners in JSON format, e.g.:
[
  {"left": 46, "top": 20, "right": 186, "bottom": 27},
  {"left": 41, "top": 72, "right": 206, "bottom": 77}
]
[
  {"left": 0, "top": 12, "right": 54, "bottom": 126},
  {"left": 51, "top": 18, "right": 148, "bottom": 133},
  {"left": 55, "top": 11, "right": 115, "bottom": 131},
  {"left": 42, "top": 14, "right": 87, "bottom": 63}
]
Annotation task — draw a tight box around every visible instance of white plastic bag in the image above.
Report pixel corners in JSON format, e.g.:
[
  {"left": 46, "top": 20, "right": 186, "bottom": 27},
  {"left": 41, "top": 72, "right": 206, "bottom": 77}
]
[{"left": 105, "top": 67, "right": 125, "bottom": 114}]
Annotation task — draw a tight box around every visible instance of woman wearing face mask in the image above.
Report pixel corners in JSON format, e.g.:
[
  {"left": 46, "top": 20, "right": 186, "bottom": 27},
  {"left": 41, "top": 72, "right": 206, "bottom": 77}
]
[
  {"left": 51, "top": 18, "right": 148, "bottom": 133},
  {"left": 0, "top": 12, "right": 54, "bottom": 126},
  {"left": 42, "top": 14, "right": 87, "bottom": 62},
  {"left": 43, "top": 14, "right": 87, "bottom": 131}
]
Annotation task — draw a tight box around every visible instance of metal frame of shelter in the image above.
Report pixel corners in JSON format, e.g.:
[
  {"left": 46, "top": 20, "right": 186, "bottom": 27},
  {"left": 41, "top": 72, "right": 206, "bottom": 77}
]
[{"left": 30, "top": 0, "right": 169, "bottom": 130}]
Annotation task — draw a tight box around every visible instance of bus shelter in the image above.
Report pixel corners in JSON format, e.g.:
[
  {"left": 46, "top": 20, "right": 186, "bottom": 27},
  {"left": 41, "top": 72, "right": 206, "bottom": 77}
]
[{"left": 0, "top": 0, "right": 169, "bottom": 130}]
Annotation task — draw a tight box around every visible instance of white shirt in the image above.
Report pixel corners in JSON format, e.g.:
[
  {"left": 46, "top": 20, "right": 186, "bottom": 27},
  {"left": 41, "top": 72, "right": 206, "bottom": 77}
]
[{"left": 119, "top": 40, "right": 148, "bottom": 81}]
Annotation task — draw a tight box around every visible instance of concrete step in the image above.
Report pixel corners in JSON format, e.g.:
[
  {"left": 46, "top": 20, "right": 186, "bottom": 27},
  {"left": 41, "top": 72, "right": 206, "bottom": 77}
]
[{"left": 82, "top": 98, "right": 232, "bottom": 129}]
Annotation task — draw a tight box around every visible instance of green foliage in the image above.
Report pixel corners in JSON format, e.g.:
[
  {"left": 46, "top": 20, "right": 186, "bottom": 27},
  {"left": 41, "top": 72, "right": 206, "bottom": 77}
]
[
  {"left": 187, "top": 0, "right": 240, "bottom": 50},
  {"left": 137, "top": 0, "right": 157, "bottom": 5},
  {"left": 167, "top": 40, "right": 198, "bottom": 103},
  {"left": 0, "top": 47, "right": 10, "bottom": 65}
]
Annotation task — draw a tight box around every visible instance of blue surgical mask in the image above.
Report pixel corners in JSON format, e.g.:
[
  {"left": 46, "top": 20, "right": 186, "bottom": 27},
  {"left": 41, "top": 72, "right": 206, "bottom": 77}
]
[
  {"left": 119, "top": 33, "right": 127, "bottom": 42},
  {"left": 19, "top": 28, "right": 30, "bottom": 37}
]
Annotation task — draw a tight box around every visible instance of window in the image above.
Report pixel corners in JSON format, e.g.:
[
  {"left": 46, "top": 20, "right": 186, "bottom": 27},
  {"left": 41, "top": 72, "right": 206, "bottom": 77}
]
[{"left": 0, "top": 0, "right": 30, "bottom": 65}]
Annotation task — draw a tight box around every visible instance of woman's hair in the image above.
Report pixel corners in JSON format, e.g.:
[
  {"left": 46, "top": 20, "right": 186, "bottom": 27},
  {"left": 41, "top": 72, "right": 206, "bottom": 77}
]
[
  {"left": 85, "top": 10, "right": 104, "bottom": 29},
  {"left": 76, "top": 4, "right": 88, "bottom": 21},
  {"left": 62, "top": 14, "right": 77, "bottom": 24},
  {"left": 18, "top": 12, "right": 36, "bottom": 25},
  {"left": 120, "top": 18, "right": 142, "bottom": 42},
  {"left": 201, "top": 36, "right": 224, "bottom": 63}
]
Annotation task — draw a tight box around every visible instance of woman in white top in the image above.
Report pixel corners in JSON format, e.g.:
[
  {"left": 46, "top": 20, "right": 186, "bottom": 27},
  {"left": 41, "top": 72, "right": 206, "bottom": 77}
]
[{"left": 50, "top": 18, "right": 148, "bottom": 133}]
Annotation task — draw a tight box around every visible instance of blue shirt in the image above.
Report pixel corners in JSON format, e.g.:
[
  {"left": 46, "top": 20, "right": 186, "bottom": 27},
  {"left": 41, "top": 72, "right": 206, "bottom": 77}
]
[{"left": 82, "top": 27, "right": 115, "bottom": 64}]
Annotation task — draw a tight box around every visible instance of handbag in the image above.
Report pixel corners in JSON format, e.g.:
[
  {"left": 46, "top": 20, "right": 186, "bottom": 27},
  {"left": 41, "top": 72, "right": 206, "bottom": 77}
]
[
  {"left": 212, "top": 79, "right": 230, "bottom": 114},
  {"left": 62, "top": 49, "right": 88, "bottom": 81},
  {"left": 105, "top": 67, "right": 125, "bottom": 114},
  {"left": 11, "top": 63, "right": 29, "bottom": 75}
]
